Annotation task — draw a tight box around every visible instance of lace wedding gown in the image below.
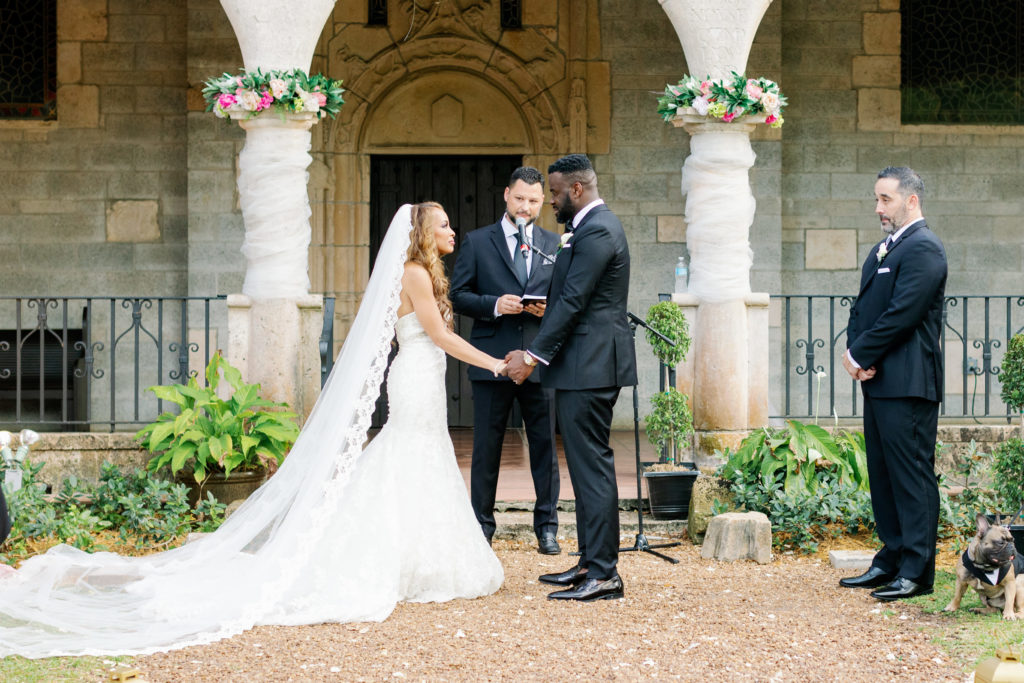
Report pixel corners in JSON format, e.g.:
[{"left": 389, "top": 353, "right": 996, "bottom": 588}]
[{"left": 0, "top": 205, "right": 501, "bottom": 658}]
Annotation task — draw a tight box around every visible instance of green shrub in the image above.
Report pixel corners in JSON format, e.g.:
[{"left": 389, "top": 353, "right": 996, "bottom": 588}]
[
  {"left": 999, "top": 333, "right": 1024, "bottom": 416},
  {"left": 645, "top": 388, "right": 694, "bottom": 466},
  {"left": 137, "top": 351, "right": 300, "bottom": 482},
  {"left": 644, "top": 300, "right": 691, "bottom": 367},
  {"left": 991, "top": 437, "right": 1024, "bottom": 512}
]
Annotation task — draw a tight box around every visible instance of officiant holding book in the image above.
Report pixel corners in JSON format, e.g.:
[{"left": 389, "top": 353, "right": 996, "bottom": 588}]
[{"left": 450, "top": 166, "right": 562, "bottom": 554}]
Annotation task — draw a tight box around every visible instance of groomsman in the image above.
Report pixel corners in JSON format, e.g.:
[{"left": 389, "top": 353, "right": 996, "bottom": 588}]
[
  {"left": 450, "top": 167, "right": 562, "bottom": 554},
  {"left": 506, "top": 154, "right": 637, "bottom": 601},
  {"left": 839, "top": 166, "right": 947, "bottom": 601}
]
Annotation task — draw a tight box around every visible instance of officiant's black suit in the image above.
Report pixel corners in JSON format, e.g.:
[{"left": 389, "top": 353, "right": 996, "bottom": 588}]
[
  {"left": 529, "top": 204, "right": 637, "bottom": 581},
  {"left": 846, "top": 219, "right": 946, "bottom": 588},
  {"left": 450, "top": 220, "right": 561, "bottom": 542}
]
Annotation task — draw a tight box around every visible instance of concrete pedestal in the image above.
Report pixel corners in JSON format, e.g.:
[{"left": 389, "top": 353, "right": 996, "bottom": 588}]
[
  {"left": 672, "top": 292, "right": 769, "bottom": 466},
  {"left": 227, "top": 294, "right": 323, "bottom": 422}
]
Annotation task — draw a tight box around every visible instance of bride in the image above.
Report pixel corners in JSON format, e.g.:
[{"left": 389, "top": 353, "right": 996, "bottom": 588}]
[{"left": 0, "top": 203, "right": 505, "bottom": 658}]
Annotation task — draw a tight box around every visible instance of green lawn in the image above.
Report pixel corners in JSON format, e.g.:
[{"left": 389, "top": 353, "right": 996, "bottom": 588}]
[
  {"left": 0, "top": 655, "right": 134, "bottom": 682},
  {"left": 905, "top": 570, "right": 1024, "bottom": 669}
]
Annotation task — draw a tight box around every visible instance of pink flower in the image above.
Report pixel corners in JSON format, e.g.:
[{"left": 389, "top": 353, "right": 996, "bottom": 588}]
[
  {"left": 257, "top": 90, "right": 273, "bottom": 111},
  {"left": 765, "top": 114, "right": 777, "bottom": 125},
  {"left": 217, "top": 93, "right": 237, "bottom": 109},
  {"left": 722, "top": 112, "right": 736, "bottom": 122},
  {"left": 315, "top": 92, "right": 327, "bottom": 107},
  {"left": 746, "top": 80, "right": 763, "bottom": 99},
  {"left": 700, "top": 80, "right": 712, "bottom": 96}
]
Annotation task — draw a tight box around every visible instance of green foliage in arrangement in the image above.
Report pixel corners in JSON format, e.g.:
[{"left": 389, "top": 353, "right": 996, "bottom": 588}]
[
  {"left": 137, "top": 351, "right": 300, "bottom": 483},
  {"left": 645, "top": 388, "right": 694, "bottom": 466},
  {"left": 644, "top": 301, "right": 691, "bottom": 368},
  {"left": 936, "top": 440, "right": 1006, "bottom": 555},
  {"left": 717, "top": 420, "right": 874, "bottom": 552},
  {"left": 1, "top": 460, "right": 226, "bottom": 566},
  {"left": 1000, "top": 333, "right": 1024, "bottom": 416}
]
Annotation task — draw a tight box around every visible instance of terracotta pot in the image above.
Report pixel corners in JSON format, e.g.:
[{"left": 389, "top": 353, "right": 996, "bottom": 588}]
[{"left": 177, "top": 468, "right": 267, "bottom": 507}]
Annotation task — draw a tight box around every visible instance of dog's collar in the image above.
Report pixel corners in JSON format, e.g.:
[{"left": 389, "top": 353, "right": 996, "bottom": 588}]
[{"left": 961, "top": 549, "right": 1021, "bottom": 586}]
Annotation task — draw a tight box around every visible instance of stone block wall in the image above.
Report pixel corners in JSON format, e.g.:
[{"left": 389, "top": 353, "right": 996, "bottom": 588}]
[{"left": 0, "top": 0, "right": 188, "bottom": 298}]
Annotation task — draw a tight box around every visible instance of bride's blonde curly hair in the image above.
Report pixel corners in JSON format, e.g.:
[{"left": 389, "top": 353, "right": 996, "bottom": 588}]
[{"left": 408, "top": 201, "right": 454, "bottom": 329}]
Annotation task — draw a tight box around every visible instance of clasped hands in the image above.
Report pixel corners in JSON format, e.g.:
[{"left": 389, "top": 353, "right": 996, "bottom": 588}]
[
  {"left": 841, "top": 350, "right": 876, "bottom": 382},
  {"left": 503, "top": 349, "right": 535, "bottom": 385}
]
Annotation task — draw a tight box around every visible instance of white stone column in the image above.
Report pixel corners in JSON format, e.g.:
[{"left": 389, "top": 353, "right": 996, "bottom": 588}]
[
  {"left": 219, "top": 0, "right": 336, "bottom": 420},
  {"left": 658, "top": 0, "right": 773, "bottom": 463}
]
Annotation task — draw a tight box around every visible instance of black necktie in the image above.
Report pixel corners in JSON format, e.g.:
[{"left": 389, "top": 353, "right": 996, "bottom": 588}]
[{"left": 513, "top": 227, "right": 528, "bottom": 286}]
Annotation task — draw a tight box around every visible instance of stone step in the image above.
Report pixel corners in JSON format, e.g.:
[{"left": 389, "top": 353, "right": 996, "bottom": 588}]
[{"left": 492, "top": 508, "right": 686, "bottom": 542}]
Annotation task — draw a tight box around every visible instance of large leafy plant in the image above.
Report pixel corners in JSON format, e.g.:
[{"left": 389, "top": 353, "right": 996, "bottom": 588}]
[
  {"left": 645, "top": 301, "right": 691, "bottom": 368},
  {"left": 1000, "top": 333, "right": 1024, "bottom": 423},
  {"left": 645, "top": 389, "right": 693, "bottom": 467},
  {"left": 137, "top": 351, "right": 300, "bottom": 482}
]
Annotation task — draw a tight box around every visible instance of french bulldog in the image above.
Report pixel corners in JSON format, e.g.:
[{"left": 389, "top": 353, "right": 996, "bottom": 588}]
[{"left": 944, "top": 514, "right": 1024, "bottom": 620}]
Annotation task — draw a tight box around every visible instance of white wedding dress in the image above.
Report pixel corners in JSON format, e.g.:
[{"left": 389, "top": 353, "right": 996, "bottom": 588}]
[{"left": 0, "top": 205, "right": 502, "bottom": 658}]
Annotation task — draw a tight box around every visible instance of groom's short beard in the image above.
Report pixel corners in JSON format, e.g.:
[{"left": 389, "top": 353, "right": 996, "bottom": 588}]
[{"left": 506, "top": 211, "right": 535, "bottom": 227}]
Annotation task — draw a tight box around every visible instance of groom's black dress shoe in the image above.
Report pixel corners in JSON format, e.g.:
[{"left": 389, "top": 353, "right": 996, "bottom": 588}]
[
  {"left": 538, "top": 564, "right": 588, "bottom": 586},
  {"left": 537, "top": 533, "right": 561, "bottom": 555},
  {"left": 547, "top": 575, "right": 624, "bottom": 601},
  {"left": 838, "top": 566, "right": 894, "bottom": 589},
  {"left": 870, "top": 577, "right": 933, "bottom": 602}
]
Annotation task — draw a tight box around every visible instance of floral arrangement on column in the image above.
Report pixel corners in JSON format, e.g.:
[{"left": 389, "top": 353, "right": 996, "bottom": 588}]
[
  {"left": 657, "top": 71, "right": 786, "bottom": 127},
  {"left": 202, "top": 68, "right": 345, "bottom": 120}
]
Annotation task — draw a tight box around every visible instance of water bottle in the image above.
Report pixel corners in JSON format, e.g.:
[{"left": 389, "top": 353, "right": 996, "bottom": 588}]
[{"left": 674, "top": 256, "right": 689, "bottom": 293}]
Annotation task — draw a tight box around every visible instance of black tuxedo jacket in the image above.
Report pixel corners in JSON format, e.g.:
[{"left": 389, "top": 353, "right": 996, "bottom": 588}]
[
  {"left": 846, "top": 220, "right": 947, "bottom": 400},
  {"left": 450, "top": 221, "right": 560, "bottom": 382},
  {"left": 529, "top": 204, "right": 637, "bottom": 391}
]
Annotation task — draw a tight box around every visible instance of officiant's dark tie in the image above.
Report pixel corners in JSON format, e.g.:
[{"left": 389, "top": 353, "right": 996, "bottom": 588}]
[{"left": 513, "top": 227, "right": 529, "bottom": 286}]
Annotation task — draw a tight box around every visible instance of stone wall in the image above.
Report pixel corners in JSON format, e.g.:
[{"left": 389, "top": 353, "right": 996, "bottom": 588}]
[{"left": 0, "top": 0, "right": 188, "bottom": 298}]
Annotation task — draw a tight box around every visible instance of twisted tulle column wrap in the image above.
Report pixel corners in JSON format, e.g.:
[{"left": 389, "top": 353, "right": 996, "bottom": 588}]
[
  {"left": 236, "top": 115, "right": 315, "bottom": 300},
  {"left": 681, "top": 130, "right": 756, "bottom": 303}
]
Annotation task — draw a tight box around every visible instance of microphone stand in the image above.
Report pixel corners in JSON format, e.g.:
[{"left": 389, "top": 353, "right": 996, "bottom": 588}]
[
  {"left": 528, "top": 242, "right": 557, "bottom": 265},
  {"left": 620, "top": 311, "right": 681, "bottom": 563}
]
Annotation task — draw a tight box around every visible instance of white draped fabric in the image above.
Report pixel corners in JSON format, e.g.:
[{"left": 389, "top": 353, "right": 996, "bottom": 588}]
[
  {"left": 681, "top": 130, "right": 756, "bottom": 303},
  {"left": 237, "top": 116, "right": 315, "bottom": 300},
  {"left": 0, "top": 206, "right": 501, "bottom": 658}
]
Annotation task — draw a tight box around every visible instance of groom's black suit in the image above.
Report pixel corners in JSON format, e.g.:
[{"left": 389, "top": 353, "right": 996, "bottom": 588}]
[
  {"left": 846, "top": 219, "right": 946, "bottom": 588},
  {"left": 450, "top": 220, "right": 561, "bottom": 541},
  {"left": 528, "top": 203, "right": 637, "bottom": 581}
]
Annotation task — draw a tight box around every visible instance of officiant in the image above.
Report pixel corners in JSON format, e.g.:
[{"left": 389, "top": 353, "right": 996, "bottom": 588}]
[{"left": 450, "top": 167, "right": 562, "bottom": 555}]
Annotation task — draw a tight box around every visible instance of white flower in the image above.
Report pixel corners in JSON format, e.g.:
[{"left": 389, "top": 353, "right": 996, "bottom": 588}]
[
  {"left": 560, "top": 233, "right": 572, "bottom": 246},
  {"left": 691, "top": 95, "right": 710, "bottom": 116},
  {"left": 876, "top": 242, "right": 888, "bottom": 262},
  {"left": 816, "top": 370, "right": 827, "bottom": 379},
  {"left": 760, "top": 92, "right": 780, "bottom": 115},
  {"left": 295, "top": 86, "right": 320, "bottom": 113},
  {"left": 238, "top": 89, "right": 260, "bottom": 111},
  {"left": 269, "top": 78, "right": 288, "bottom": 98}
]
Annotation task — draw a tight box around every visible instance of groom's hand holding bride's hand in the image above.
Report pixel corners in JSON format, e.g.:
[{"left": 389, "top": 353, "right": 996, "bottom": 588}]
[{"left": 504, "top": 350, "right": 534, "bottom": 384}]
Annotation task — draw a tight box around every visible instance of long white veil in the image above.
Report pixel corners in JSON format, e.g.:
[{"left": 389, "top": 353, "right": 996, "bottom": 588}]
[{"left": 0, "top": 205, "right": 415, "bottom": 658}]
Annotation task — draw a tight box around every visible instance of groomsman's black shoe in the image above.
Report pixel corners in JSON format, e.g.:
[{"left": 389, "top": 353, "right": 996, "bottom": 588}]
[
  {"left": 839, "top": 566, "right": 894, "bottom": 589},
  {"left": 538, "top": 564, "right": 588, "bottom": 586},
  {"left": 547, "top": 575, "right": 624, "bottom": 602},
  {"left": 870, "top": 577, "right": 933, "bottom": 602},
  {"left": 537, "top": 533, "right": 561, "bottom": 555}
]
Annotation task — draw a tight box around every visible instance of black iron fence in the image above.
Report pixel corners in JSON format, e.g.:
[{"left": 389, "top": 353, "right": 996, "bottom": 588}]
[
  {"left": 774, "top": 295, "right": 1024, "bottom": 421},
  {"left": 0, "top": 297, "right": 226, "bottom": 430},
  {"left": 0, "top": 295, "right": 337, "bottom": 431}
]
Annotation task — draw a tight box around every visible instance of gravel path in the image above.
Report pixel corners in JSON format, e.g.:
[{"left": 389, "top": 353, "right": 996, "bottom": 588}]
[{"left": 123, "top": 539, "right": 967, "bottom": 682}]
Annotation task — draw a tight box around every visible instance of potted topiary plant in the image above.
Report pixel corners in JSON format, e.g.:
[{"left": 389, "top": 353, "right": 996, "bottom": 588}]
[
  {"left": 995, "top": 332, "right": 1024, "bottom": 552},
  {"left": 641, "top": 300, "right": 698, "bottom": 519},
  {"left": 136, "top": 351, "right": 300, "bottom": 507}
]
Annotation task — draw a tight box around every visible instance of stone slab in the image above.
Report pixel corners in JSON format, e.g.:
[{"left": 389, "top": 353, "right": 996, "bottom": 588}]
[{"left": 829, "top": 550, "right": 875, "bottom": 570}]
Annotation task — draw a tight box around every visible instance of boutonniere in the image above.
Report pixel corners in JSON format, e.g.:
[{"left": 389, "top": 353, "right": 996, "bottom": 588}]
[
  {"left": 556, "top": 231, "right": 572, "bottom": 256},
  {"left": 876, "top": 241, "right": 888, "bottom": 263}
]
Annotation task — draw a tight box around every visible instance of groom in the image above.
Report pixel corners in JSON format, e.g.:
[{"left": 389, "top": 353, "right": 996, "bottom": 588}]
[{"left": 506, "top": 154, "right": 637, "bottom": 601}]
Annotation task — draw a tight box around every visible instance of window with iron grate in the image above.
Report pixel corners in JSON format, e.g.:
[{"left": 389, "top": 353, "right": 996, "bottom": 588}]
[
  {"left": 501, "top": 0, "right": 522, "bottom": 29},
  {"left": 901, "top": 0, "right": 1023, "bottom": 124},
  {"left": 368, "top": 0, "right": 388, "bottom": 26},
  {"left": 0, "top": 0, "right": 57, "bottom": 120}
]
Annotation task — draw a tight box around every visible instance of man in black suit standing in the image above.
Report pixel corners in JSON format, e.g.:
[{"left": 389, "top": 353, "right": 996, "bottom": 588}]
[
  {"left": 838, "top": 166, "right": 947, "bottom": 601},
  {"left": 450, "top": 167, "right": 562, "bottom": 554},
  {"left": 506, "top": 154, "right": 637, "bottom": 601}
]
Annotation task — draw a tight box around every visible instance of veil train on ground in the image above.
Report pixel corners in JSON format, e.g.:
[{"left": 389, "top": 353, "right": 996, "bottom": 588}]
[{"left": 0, "top": 205, "right": 417, "bottom": 658}]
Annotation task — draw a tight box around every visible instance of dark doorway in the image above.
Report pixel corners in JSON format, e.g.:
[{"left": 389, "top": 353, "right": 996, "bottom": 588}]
[{"left": 369, "top": 155, "right": 523, "bottom": 427}]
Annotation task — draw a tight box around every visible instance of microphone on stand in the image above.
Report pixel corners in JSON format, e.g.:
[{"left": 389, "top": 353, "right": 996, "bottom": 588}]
[{"left": 515, "top": 215, "right": 557, "bottom": 263}]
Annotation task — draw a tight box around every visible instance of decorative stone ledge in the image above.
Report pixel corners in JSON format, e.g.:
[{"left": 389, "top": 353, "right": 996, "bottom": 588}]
[{"left": 25, "top": 432, "right": 150, "bottom": 486}]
